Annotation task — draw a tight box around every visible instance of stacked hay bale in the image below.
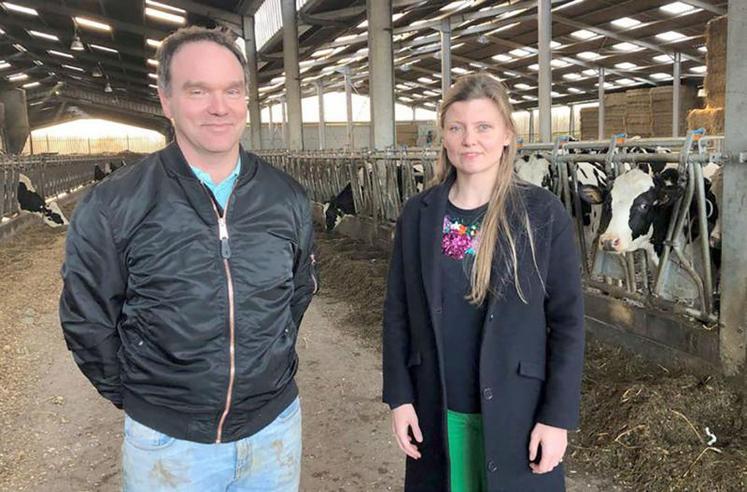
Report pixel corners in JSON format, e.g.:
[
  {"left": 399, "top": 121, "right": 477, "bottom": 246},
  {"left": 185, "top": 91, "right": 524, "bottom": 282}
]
[
  {"left": 604, "top": 92, "right": 627, "bottom": 137},
  {"left": 580, "top": 106, "right": 598, "bottom": 140},
  {"left": 625, "top": 88, "right": 653, "bottom": 137},
  {"left": 704, "top": 16, "right": 726, "bottom": 108},
  {"left": 650, "top": 85, "right": 699, "bottom": 137},
  {"left": 579, "top": 93, "right": 630, "bottom": 139},
  {"left": 395, "top": 123, "right": 419, "bottom": 147},
  {"left": 688, "top": 15, "right": 727, "bottom": 135}
]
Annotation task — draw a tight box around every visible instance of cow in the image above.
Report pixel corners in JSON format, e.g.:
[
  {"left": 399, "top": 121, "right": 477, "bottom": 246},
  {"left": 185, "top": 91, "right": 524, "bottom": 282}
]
[
  {"left": 579, "top": 164, "right": 721, "bottom": 267},
  {"left": 323, "top": 183, "right": 355, "bottom": 232},
  {"left": 94, "top": 162, "right": 111, "bottom": 181},
  {"left": 323, "top": 162, "right": 425, "bottom": 232},
  {"left": 708, "top": 165, "right": 724, "bottom": 250},
  {"left": 514, "top": 153, "right": 553, "bottom": 190},
  {"left": 16, "top": 174, "right": 69, "bottom": 227},
  {"left": 94, "top": 159, "right": 127, "bottom": 181}
]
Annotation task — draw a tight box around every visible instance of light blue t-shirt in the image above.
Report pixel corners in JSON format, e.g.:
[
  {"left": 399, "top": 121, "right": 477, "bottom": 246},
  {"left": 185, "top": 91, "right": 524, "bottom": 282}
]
[{"left": 190, "top": 156, "right": 241, "bottom": 210}]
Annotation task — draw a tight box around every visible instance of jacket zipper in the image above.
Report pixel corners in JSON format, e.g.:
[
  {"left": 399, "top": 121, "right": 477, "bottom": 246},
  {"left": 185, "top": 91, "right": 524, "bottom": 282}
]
[{"left": 201, "top": 184, "right": 236, "bottom": 444}]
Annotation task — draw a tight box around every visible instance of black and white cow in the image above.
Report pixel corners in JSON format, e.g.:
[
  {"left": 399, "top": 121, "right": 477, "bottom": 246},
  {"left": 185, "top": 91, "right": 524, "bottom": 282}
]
[
  {"left": 94, "top": 162, "right": 111, "bottom": 181},
  {"left": 17, "top": 174, "right": 69, "bottom": 227},
  {"left": 323, "top": 163, "right": 425, "bottom": 232},
  {"left": 323, "top": 183, "right": 355, "bottom": 232},
  {"left": 579, "top": 164, "right": 721, "bottom": 266},
  {"left": 94, "top": 159, "right": 127, "bottom": 181},
  {"left": 708, "top": 165, "right": 724, "bottom": 250},
  {"left": 514, "top": 153, "right": 553, "bottom": 190}
]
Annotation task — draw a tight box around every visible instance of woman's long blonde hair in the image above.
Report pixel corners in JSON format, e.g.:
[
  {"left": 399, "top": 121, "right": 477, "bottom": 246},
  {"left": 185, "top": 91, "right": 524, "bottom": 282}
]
[{"left": 434, "top": 73, "right": 540, "bottom": 305}]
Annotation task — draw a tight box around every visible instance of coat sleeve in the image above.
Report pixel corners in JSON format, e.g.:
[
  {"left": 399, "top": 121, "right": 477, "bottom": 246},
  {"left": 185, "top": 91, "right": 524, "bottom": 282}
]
[
  {"left": 382, "top": 216, "right": 414, "bottom": 409},
  {"left": 536, "top": 210, "right": 585, "bottom": 430},
  {"left": 290, "top": 193, "right": 318, "bottom": 330},
  {"left": 59, "top": 190, "right": 127, "bottom": 408}
]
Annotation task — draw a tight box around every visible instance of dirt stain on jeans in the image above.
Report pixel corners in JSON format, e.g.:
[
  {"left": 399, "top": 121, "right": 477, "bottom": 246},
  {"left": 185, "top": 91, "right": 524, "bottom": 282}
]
[
  {"left": 150, "top": 459, "right": 190, "bottom": 488},
  {"left": 272, "top": 439, "right": 296, "bottom": 470}
]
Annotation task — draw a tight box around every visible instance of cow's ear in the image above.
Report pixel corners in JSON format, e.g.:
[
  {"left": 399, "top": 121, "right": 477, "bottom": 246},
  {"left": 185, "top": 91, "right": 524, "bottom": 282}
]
[
  {"left": 578, "top": 184, "right": 604, "bottom": 204},
  {"left": 654, "top": 184, "right": 684, "bottom": 206}
]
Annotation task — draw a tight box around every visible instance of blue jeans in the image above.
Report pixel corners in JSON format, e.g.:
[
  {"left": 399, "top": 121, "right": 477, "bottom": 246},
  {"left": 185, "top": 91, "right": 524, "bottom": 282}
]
[{"left": 122, "top": 397, "right": 302, "bottom": 492}]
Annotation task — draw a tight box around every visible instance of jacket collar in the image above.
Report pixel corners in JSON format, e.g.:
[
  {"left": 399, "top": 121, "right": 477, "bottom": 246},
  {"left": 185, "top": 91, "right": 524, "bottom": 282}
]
[
  {"left": 159, "top": 141, "right": 257, "bottom": 183},
  {"left": 157, "top": 141, "right": 259, "bottom": 225}
]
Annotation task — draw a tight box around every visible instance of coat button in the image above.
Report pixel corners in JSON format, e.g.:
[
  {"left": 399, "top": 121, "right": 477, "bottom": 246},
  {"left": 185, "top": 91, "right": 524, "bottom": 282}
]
[
  {"left": 488, "top": 313, "right": 494, "bottom": 321},
  {"left": 487, "top": 460, "right": 498, "bottom": 473},
  {"left": 435, "top": 306, "right": 442, "bottom": 314},
  {"left": 483, "top": 388, "right": 493, "bottom": 400}
]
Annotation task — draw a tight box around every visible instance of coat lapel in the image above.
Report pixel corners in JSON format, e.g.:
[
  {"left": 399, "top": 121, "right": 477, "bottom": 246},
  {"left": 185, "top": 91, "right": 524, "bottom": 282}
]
[
  {"left": 419, "top": 174, "right": 454, "bottom": 326},
  {"left": 483, "top": 192, "right": 529, "bottom": 325}
]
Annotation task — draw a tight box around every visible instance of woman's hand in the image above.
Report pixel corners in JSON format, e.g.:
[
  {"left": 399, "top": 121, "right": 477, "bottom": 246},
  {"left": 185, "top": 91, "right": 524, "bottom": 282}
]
[
  {"left": 528, "top": 422, "right": 567, "bottom": 474},
  {"left": 391, "top": 403, "right": 423, "bottom": 459}
]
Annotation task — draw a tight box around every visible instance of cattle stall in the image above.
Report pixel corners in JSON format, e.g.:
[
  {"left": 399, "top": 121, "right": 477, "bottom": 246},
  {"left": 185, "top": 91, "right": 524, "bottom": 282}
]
[
  {"left": 259, "top": 133, "right": 731, "bottom": 372},
  {"left": 0, "top": 153, "right": 141, "bottom": 221}
]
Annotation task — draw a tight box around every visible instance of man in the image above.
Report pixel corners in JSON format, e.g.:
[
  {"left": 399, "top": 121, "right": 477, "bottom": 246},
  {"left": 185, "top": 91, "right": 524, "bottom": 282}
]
[{"left": 60, "top": 26, "right": 317, "bottom": 491}]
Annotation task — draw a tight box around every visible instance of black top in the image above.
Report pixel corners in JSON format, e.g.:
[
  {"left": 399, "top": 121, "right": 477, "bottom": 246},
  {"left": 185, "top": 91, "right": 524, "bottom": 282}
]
[{"left": 439, "top": 200, "right": 489, "bottom": 413}]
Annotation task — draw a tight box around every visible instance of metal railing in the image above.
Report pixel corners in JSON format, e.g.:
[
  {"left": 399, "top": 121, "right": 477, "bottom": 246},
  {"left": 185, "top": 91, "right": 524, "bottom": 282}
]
[
  {"left": 261, "top": 147, "right": 437, "bottom": 224},
  {"left": 258, "top": 132, "right": 726, "bottom": 325},
  {"left": 1, "top": 152, "right": 143, "bottom": 219}
]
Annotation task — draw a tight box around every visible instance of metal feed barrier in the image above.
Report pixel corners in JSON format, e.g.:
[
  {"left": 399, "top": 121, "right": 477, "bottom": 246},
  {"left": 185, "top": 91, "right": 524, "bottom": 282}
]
[
  {"left": 0, "top": 153, "right": 143, "bottom": 220},
  {"left": 259, "top": 131, "right": 726, "bottom": 326}
]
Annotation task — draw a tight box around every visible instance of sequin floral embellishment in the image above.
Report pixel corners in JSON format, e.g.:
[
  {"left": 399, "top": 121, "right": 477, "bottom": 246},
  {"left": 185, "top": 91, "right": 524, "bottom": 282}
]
[{"left": 442, "top": 215, "right": 481, "bottom": 260}]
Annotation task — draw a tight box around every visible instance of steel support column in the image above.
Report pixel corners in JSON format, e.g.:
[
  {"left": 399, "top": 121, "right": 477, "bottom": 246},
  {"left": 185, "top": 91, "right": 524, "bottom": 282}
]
[
  {"left": 673, "top": 52, "right": 682, "bottom": 137},
  {"left": 569, "top": 104, "right": 575, "bottom": 137},
  {"left": 243, "top": 15, "right": 262, "bottom": 150},
  {"left": 440, "top": 17, "right": 452, "bottom": 95},
  {"left": 281, "top": 97, "right": 288, "bottom": 147},
  {"left": 316, "top": 81, "right": 326, "bottom": 149},
  {"left": 366, "top": 0, "right": 395, "bottom": 149},
  {"left": 538, "top": 0, "right": 552, "bottom": 142},
  {"left": 281, "top": 0, "right": 303, "bottom": 149},
  {"left": 267, "top": 104, "right": 274, "bottom": 147},
  {"left": 528, "top": 110, "right": 535, "bottom": 143},
  {"left": 345, "top": 68, "right": 354, "bottom": 149},
  {"left": 720, "top": 0, "right": 747, "bottom": 392},
  {"left": 598, "top": 67, "right": 605, "bottom": 140}
]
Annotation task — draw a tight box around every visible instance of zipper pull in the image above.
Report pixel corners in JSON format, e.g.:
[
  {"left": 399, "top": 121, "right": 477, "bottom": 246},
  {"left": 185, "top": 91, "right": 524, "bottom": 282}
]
[{"left": 218, "top": 217, "right": 231, "bottom": 259}]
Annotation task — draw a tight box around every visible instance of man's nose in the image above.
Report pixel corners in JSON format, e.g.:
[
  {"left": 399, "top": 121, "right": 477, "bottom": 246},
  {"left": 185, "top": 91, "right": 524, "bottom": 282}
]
[{"left": 208, "top": 93, "right": 229, "bottom": 114}]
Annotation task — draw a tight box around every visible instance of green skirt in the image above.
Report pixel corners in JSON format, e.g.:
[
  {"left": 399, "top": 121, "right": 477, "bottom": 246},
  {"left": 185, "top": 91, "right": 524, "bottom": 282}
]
[{"left": 447, "top": 410, "right": 488, "bottom": 492}]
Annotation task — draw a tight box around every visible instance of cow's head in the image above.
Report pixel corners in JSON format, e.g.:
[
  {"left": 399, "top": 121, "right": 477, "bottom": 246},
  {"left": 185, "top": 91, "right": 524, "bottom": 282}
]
[
  {"left": 580, "top": 168, "right": 684, "bottom": 254},
  {"left": 323, "top": 198, "right": 343, "bottom": 232},
  {"left": 514, "top": 153, "right": 553, "bottom": 190},
  {"left": 707, "top": 166, "right": 723, "bottom": 250}
]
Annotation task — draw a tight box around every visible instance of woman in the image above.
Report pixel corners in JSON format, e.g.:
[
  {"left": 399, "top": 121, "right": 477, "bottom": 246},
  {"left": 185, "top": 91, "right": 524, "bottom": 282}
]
[{"left": 382, "top": 73, "right": 585, "bottom": 492}]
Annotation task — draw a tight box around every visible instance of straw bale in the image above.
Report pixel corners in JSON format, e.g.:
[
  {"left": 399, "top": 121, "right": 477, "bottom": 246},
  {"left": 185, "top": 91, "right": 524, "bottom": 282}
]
[
  {"left": 687, "top": 107, "right": 724, "bottom": 135},
  {"left": 705, "top": 16, "right": 727, "bottom": 108},
  {"left": 580, "top": 107, "right": 598, "bottom": 140}
]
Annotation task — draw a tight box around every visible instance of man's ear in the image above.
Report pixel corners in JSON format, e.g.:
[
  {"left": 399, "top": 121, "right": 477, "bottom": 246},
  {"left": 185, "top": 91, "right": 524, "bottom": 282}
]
[{"left": 158, "top": 86, "right": 173, "bottom": 120}]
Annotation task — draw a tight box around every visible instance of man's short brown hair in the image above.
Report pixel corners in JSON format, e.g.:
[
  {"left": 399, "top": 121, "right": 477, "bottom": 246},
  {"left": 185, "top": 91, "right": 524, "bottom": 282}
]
[{"left": 155, "top": 26, "right": 247, "bottom": 95}]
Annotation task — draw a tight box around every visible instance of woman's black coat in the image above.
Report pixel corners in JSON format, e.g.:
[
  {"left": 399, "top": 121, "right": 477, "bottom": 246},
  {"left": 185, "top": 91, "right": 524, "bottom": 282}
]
[{"left": 382, "top": 176, "right": 585, "bottom": 492}]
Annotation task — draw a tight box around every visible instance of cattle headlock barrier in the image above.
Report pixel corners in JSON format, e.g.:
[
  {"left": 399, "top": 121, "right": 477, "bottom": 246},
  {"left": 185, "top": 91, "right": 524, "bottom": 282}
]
[{"left": 259, "top": 130, "right": 743, "bottom": 376}]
